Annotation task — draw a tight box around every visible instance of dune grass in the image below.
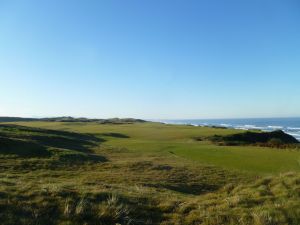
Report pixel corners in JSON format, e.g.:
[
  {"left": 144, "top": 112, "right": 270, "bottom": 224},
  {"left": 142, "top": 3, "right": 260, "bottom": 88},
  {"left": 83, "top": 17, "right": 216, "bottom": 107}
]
[{"left": 1, "top": 121, "right": 300, "bottom": 224}]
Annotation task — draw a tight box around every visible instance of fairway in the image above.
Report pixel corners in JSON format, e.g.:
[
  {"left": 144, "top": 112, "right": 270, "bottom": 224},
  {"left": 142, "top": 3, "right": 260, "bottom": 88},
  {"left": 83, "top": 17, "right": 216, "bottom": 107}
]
[
  {"left": 10, "top": 121, "right": 300, "bottom": 175},
  {"left": 172, "top": 143, "right": 300, "bottom": 174}
]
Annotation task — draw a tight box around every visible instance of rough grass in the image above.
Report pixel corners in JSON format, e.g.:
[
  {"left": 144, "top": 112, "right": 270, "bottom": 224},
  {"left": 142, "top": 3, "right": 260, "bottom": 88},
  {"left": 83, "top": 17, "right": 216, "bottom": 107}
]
[
  {"left": 0, "top": 124, "right": 106, "bottom": 163},
  {"left": 0, "top": 121, "right": 300, "bottom": 224},
  {"left": 208, "top": 130, "right": 299, "bottom": 148},
  {"left": 164, "top": 172, "right": 300, "bottom": 225}
]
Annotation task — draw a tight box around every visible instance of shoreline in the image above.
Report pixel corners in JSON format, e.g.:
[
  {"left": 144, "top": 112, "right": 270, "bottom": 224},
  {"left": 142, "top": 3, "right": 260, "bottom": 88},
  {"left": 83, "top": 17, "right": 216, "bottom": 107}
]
[{"left": 155, "top": 118, "right": 300, "bottom": 141}]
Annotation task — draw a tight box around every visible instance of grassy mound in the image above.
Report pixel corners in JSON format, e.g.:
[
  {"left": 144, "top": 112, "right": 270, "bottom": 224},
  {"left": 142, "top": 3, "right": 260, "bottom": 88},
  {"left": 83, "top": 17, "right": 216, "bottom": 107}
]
[
  {"left": 0, "top": 116, "right": 147, "bottom": 123},
  {"left": 209, "top": 130, "right": 299, "bottom": 147},
  {"left": 0, "top": 136, "right": 50, "bottom": 157},
  {"left": 0, "top": 124, "right": 106, "bottom": 162}
]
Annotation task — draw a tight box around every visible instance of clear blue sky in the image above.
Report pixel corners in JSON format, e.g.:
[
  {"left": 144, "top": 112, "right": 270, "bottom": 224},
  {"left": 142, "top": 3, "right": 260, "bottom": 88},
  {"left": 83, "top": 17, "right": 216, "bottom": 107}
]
[{"left": 0, "top": 0, "right": 299, "bottom": 119}]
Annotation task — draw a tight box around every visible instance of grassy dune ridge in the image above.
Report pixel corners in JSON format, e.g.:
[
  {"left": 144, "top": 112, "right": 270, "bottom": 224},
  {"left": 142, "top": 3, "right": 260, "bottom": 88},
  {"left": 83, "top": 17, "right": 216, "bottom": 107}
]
[{"left": 0, "top": 121, "right": 300, "bottom": 224}]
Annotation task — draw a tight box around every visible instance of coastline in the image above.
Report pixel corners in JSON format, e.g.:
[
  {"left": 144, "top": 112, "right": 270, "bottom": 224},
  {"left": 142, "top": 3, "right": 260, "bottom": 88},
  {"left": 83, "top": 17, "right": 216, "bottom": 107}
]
[{"left": 155, "top": 117, "right": 300, "bottom": 141}]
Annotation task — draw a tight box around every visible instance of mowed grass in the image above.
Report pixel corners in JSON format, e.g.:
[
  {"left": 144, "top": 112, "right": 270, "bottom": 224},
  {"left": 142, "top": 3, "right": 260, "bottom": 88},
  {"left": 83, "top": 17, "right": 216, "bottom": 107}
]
[
  {"left": 10, "top": 121, "right": 300, "bottom": 175},
  {"left": 172, "top": 143, "right": 300, "bottom": 174}
]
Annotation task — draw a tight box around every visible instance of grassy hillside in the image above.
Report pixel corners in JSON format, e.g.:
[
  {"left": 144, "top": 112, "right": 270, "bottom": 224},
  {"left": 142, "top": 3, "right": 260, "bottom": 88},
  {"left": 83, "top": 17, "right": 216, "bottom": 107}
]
[
  {"left": 0, "top": 116, "right": 146, "bottom": 123},
  {"left": 1, "top": 121, "right": 300, "bottom": 224}
]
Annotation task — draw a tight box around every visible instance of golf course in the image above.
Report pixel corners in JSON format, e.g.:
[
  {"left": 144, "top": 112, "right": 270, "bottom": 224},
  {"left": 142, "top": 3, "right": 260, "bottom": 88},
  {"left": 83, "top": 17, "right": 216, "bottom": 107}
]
[{"left": 1, "top": 120, "right": 300, "bottom": 225}]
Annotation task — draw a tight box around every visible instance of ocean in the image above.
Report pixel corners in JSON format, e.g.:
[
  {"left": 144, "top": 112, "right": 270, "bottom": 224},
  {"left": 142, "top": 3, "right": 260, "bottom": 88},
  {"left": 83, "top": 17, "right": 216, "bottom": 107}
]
[{"left": 158, "top": 117, "right": 300, "bottom": 141}]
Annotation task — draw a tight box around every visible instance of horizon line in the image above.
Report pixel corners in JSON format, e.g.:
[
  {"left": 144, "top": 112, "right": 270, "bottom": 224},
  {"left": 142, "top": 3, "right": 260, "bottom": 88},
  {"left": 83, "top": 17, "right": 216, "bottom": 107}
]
[{"left": 1, "top": 115, "right": 300, "bottom": 121}]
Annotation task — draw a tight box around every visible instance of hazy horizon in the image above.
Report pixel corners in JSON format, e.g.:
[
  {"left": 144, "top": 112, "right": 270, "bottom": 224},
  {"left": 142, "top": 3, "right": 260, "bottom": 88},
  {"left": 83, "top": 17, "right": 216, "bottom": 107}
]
[{"left": 1, "top": 115, "right": 300, "bottom": 121}]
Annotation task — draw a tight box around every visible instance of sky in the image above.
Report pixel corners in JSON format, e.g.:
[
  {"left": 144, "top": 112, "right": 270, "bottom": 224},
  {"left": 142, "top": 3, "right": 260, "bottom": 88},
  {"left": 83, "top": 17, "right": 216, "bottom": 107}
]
[{"left": 0, "top": 0, "right": 300, "bottom": 119}]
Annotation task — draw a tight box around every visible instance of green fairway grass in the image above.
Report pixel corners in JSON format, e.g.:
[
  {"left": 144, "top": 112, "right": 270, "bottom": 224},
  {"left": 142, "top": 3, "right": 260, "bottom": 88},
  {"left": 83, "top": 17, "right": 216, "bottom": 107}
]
[{"left": 10, "top": 121, "right": 300, "bottom": 175}]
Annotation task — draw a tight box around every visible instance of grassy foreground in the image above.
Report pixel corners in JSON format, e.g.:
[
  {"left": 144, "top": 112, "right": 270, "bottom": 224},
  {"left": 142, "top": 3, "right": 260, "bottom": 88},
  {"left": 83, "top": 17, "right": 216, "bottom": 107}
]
[{"left": 1, "top": 121, "right": 300, "bottom": 224}]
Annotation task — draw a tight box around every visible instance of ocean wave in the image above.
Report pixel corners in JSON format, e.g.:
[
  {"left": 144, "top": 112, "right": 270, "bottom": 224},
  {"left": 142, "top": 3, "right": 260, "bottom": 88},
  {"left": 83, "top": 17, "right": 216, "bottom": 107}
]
[
  {"left": 220, "top": 123, "right": 231, "bottom": 127},
  {"left": 236, "top": 125, "right": 265, "bottom": 130},
  {"left": 235, "top": 127, "right": 249, "bottom": 130},
  {"left": 286, "top": 132, "right": 300, "bottom": 137},
  {"left": 287, "top": 127, "right": 300, "bottom": 130},
  {"left": 267, "top": 125, "right": 284, "bottom": 129}
]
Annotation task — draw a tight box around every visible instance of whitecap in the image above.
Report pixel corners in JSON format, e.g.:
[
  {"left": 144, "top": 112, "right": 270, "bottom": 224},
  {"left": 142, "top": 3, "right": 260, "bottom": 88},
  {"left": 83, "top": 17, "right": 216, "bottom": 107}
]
[
  {"left": 244, "top": 124, "right": 256, "bottom": 128},
  {"left": 220, "top": 123, "right": 231, "bottom": 127},
  {"left": 287, "top": 132, "right": 300, "bottom": 137},
  {"left": 235, "top": 127, "right": 248, "bottom": 130},
  {"left": 287, "top": 127, "right": 300, "bottom": 130},
  {"left": 268, "top": 125, "right": 283, "bottom": 129},
  {"left": 236, "top": 125, "right": 265, "bottom": 130}
]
